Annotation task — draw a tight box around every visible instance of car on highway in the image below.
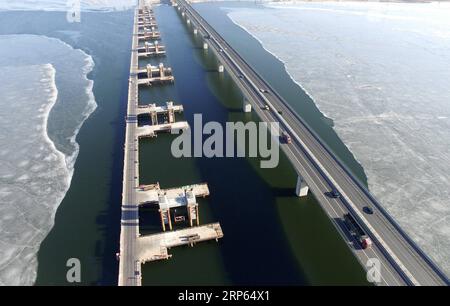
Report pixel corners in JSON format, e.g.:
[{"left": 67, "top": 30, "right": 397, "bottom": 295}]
[
  {"left": 329, "top": 188, "right": 340, "bottom": 198},
  {"left": 259, "top": 88, "right": 268, "bottom": 93},
  {"left": 281, "top": 132, "right": 292, "bottom": 144},
  {"left": 238, "top": 74, "right": 243, "bottom": 79},
  {"left": 363, "top": 206, "right": 374, "bottom": 215},
  {"left": 263, "top": 105, "right": 270, "bottom": 110},
  {"left": 278, "top": 110, "right": 283, "bottom": 115}
]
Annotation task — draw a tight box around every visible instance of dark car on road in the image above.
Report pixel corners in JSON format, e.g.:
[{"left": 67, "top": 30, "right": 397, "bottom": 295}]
[
  {"left": 363, "top": 206, "right": 374, "bottom": 215},
  {"left": 329, "top": 188, "right": 340, "bottom": 198}
]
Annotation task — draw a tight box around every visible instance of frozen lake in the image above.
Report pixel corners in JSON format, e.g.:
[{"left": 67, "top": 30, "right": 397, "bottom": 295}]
[
  {"left": 0, "top": 35, "right": 96, "bottom": 285},
  {"left": 226, "top": 1, "right": 450, "bottom": 275},
  {"left": 0, "top": 0, "right": 136, "bottom": 11}
]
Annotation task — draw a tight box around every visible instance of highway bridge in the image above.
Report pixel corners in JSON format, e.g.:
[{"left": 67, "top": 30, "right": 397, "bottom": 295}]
[{"left": 175, "top": 0, "right": 449, "bottom": 286}]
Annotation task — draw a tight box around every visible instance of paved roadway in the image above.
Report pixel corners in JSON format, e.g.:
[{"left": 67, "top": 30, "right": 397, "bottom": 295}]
[
  {"left": 177, "top": 0, "right": 449, "bottom": 286},
  {"left": 118, "top": 1, "right": 142, "bottom": 286}
]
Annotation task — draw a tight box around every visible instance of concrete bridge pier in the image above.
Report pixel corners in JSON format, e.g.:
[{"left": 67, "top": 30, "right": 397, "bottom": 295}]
[
  {"left": 150, "top": 109, "right": 158, "bottom": 125},
  {"left": 193, "top": 28, "right": 198, "bottom": 35},
  {"left": 243, "top": 98, "right": 252, "bottom": 113},
  {"left": 295, "top": 174, "right": 309, "bottom": 197},
  {"left": 203, "top": 42, "right": 208, "bottom": 50},
  {"left": 159, "top": 63, "right": 165, "bottom": 77},
  {"left": 182, "top": 11, "right": 185, "bottom": 17},
  {"left": 146, "top": 64, "right": 153, "bottom": 78},
  {"left": 187, "top": 19, "right": 190, "bottom": 25},
  {"left": 218, "top": 64, "right": 224, "bottom": 73}
]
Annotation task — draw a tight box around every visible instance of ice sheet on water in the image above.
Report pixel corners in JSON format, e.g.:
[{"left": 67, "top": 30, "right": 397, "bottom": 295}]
[
  {"left": 0, "top": 35, "right": 97, "bottom": 166},
  {"left": 0, "top": 35, "right": 97, "bottom": 285},
  {"left": 0, "top": 64, "right": 68, "bottom": 285},
  {"left": 0, "top": 0, "right": 136, "bottom": 12},
  {"left": 226, "top": 2, "right": 450, "bottom": 275}
]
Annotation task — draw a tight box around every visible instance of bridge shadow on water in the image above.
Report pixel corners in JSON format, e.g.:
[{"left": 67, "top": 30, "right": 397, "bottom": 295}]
[{"left": 95, "top": 66, "right": 130, "bottom": 286}]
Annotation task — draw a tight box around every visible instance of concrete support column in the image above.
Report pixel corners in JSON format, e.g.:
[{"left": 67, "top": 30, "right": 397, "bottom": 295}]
[
  {"left": 182, "top": 12, "right": 185, "bottom": 17},
  {"left": 168, "top": 110, "right": 174, "bottom": 123},
  {"left": 218, "top": 64, "right": 224, "bottom": 73},
  {"left": 187, "top": 19, "right": 190, "bottom": 25},
  {"left": 159, "top": 63, "right": 165, "bottom": 77},
  {"left": 167, "top": 208, "right": 173, "bottom": 231},
  {"left": 150, "top": 110, "right": 158, "bottom": 125},
  {"left": 146, "top": 64, "right": 152, "bottom": 78},
  {"left": 159, "top": 209, "right": 166, "bottom": 232},
  {"left": 187, "top": 204, "right": 193, "bottom": 227},
  {"left": 193, "top": 28, "right": 198, "bottom": 35},
  {"left": 295, "top": 174, "right": 309, "bottom": 197},
  {"left": 196, "top": 205, "right": 200, "bottom": 226},
  {"left": 243, "top": 98, "right": 252, "bottom": 113},
  {"left": 203, "top": 42, "right": 208, "bottom": 50}
]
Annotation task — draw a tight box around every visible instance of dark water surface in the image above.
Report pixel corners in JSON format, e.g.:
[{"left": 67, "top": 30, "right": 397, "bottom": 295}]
[{"left": 138, "top": 3, "right": 368, "bottom": 285}]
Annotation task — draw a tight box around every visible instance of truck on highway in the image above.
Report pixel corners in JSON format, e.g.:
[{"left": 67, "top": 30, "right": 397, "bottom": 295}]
[
  {"left": 343, "top": 213, "right": 373, "bottom": 249},
  {"left": 281, "top": 131, "right": 292, "bottom": 144}
]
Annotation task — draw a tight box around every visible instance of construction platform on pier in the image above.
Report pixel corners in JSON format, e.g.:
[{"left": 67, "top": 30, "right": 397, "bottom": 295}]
[
  {"left": 138, "top": 21, "right": 158, "bottom": 28},
  {"left": 137, "top": 63, "right": 174, "bottom": 85},
  {"left": 138, "top": 182, "right": 209, "bottom": 230},
  {"left": 135, "top": 100, "right": 186, "bottom": 137},
  {"left": 137, "top": 42, "right": 166, "bottom": 57},
  {"left": 137, "top": 223, "right": 224, "bottom": 263},
  {"left": 137, "top": 182, "right": 209, "bottom": 206},
  {"left": 138, "top": 19, "right": 156, "bottom": 26},
  {"left": 137, "top": 76, "right": 174, "bottom": 86},
  {"left": 138, "top": 28, "right": 159, "bottom": 36},
  {"left": 137, "top": 101, "right": 183, "bottom": 118},
  {"left": 138, "top": 32, "right": 161, "bottom": 41},
  {"left": 136, "top": 121, "right": 188, "bottom": 138}
]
